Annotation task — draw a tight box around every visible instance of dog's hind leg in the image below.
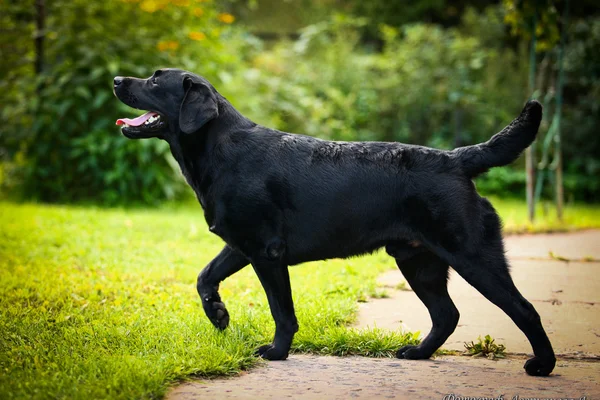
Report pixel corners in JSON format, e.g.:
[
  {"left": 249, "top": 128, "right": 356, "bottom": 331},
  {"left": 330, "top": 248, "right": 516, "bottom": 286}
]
[
  {"left": 197, "top": 246, "right": 249, "bottom": 330},
  {"left": 392, "top": 250, "right": 459, "bottom": 360},
  {"left": 449, "top": 199, "right": 555, "bottom": 376},
  {"left": 386, "top": 240, "right": 427, "bottom": 263},
  {"left": 452, "top": 251, "right": 555, "bottom": 375},
  {"left": 252, "top": 259, "right": 298, "bottom": 361}
]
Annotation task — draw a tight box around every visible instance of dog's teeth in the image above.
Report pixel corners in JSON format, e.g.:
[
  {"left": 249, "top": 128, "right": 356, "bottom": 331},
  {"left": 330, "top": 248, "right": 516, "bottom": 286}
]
[{"left": 145, "top": 115, "right": 159, "bottom": 125}]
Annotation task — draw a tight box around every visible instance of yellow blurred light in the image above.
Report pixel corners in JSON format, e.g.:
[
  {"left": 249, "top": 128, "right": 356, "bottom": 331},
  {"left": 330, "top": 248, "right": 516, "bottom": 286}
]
[
  {"left": 140, "top": 0, "right": 159, "bottom": 13},
  {"left": 218, "top": 13, "right": 235, "bottom": 24},
  {"left": 157, "top": 40, "right": 180, "bottom": 51},
  {"left": 188, "top": 31, "right": 206, "bottom": 41}
]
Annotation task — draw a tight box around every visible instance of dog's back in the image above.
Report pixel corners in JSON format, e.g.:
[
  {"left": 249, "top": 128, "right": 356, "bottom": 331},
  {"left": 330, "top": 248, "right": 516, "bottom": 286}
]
[{"left": 212, "top": 101, "right": 542, "bottom": 265}]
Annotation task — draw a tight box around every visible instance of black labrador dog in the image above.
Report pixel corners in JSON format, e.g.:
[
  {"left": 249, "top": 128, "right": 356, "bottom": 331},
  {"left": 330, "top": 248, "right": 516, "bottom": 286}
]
[{"left": 113, "top": 68, "right": 555, "bottom": 376}]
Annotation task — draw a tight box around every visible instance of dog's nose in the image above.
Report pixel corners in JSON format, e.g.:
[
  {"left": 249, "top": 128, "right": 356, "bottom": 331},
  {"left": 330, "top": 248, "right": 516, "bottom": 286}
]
[{"left": 113, "top": 76, "right": 124, "bottom": 87}]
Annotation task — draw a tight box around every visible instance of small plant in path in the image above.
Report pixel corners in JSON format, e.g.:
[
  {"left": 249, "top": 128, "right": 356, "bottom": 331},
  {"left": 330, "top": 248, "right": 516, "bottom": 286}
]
[{"left": 464, "top": 335, "right": 506, "bottom": 360}]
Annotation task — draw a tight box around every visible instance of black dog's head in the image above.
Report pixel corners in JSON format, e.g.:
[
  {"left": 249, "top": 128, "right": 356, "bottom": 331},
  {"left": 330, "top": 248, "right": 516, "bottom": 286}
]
[{"left": 113, "top": 68, "right": 219, "bottom": 139}]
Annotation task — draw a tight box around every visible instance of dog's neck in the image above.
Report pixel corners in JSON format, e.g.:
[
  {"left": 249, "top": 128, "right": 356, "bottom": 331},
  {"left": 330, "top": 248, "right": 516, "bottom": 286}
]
[
  {"left": 211, "top": 94, "right": 256, "bottom": 133},
  {"left": 167, "top": 95, "right": 255, "bottom": 200},
  {"left": 167, "top": 132, "right": 209, "bottom": 194}
]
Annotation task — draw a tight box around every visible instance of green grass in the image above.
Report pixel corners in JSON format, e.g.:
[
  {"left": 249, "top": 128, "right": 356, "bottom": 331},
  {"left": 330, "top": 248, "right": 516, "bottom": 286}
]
[
  {"left": 0, "top": 198, "right": 598, "bottom": 399},
  {"left": 0, "top": 202, "right": 416, "bottom": 399},
  {"left": 490, "top": 197, "right": 600, "bottom": 234}
]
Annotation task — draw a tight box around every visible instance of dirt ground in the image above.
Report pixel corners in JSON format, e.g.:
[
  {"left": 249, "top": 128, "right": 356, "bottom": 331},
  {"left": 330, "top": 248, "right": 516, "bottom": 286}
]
[{"left": 167, "top": 230, "right": 600, "bottom": 400}]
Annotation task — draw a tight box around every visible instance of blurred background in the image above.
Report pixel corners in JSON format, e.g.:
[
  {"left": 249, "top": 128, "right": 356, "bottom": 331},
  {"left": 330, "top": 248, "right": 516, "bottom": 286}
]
[{"left": 1, "top": 0, "right": 598, "bottom": 207}]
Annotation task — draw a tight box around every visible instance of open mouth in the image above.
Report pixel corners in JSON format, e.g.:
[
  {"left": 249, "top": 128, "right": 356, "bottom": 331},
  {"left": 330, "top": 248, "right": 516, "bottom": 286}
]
[{"left": 116, "top": 111, "right": 166, "bottom": 138}]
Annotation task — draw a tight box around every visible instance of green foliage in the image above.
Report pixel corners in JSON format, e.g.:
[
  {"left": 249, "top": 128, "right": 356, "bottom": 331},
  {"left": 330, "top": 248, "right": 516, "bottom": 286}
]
[
  {"left": 341, "top": 0, "right": 498, "bottom": 39},
  {"left": 476, "top": 168, "right": 527, "bottom": 197},
  {"left": 224, "top": 10, "right": 526, "bottom": 158},
  {"left": 3, "top": 0, "right": 253, "bottom": 204},
  {"left": 0, "top": 1, "right": 36, "bottom": 164},
  {"left": 2, "top": 1, "right": 600, "bottom": 203},
  {"left": 464, "top": 334, "right": 506, "bottom": 359},
  {"left": 501, "top": 2, "right": 600, "bottom": 202},
  {"left": 503, "top": 0, "right": 561, "bottom": 51},
  {"left": 487, "top": 196, "right": 600, "bottom": 233},
  {"left": 560, "top": 16, "right": 600, "bottom": 202}
]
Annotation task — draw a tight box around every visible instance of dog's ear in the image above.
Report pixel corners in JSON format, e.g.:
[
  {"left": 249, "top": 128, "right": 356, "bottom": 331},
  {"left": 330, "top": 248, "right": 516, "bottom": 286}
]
[{"left": 179, "top": 76, "right": 219, "bottom": 134}]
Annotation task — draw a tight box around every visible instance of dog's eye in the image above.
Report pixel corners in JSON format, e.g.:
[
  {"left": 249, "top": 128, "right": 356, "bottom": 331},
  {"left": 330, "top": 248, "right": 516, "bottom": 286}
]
[{"left": 151, "top": 76, "right": 158, "bottom": 85}]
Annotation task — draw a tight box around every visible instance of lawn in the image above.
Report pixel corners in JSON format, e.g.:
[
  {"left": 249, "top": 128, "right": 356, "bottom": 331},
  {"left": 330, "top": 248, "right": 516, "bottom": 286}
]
[
  {"left": 492, "top": 197, "right": 600, "bottom": 234},
  {"left": 1, "top": 198, "right": 598, "bottom": 399},
  {"left": 0, "top": 201, "right": 416, "bottom": 400}
]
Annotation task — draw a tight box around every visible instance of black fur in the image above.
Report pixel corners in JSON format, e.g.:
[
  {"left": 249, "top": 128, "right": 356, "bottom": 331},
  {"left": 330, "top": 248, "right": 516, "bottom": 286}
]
[{"left": 113, "top": 69, "right": 555, "bottom": 375}]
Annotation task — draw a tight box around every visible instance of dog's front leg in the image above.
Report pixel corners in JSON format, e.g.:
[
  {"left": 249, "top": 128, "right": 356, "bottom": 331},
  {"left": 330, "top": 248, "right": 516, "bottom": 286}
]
[
  {"left": 197, "top": 246, "right": 249, "bottom": 330},
  {"left": 252, "top": 260, "right": 298, "bottom": 360}
]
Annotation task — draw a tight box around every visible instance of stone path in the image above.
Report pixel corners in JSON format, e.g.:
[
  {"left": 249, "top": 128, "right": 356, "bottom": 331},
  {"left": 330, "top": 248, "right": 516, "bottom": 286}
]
[
  {"left": 357, "top": 230, "right": 600, "bottom": 356},
  {"left": 167, "top": 230, "right": 600, "bottom": 399},
  {"left": 170, "top": 355, "right": 599, "bottom": 399}
]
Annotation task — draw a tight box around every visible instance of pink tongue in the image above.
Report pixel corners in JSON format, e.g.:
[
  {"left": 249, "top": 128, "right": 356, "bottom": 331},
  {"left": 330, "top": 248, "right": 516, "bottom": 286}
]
[{"left": 116, "top": 111, "right": 158, "bottom": 126}]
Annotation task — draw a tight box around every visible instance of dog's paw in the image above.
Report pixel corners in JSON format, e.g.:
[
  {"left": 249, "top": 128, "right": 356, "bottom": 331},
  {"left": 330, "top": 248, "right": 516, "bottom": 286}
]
[
  {"left": 524, "top": 356, "right": 555, "bottom": 376},
  {"left": 396, "top": 345, "right": 431, "bottom": 360},
  {"left": 254, "top": 344, "right": 288, "bottom": 361},
  {"left": 204, "top": 300, "right": 229, "bottom": 330}
]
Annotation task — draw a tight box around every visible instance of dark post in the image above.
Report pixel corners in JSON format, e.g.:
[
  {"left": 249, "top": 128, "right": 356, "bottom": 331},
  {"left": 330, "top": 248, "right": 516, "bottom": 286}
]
[
  {"left": 35, "top": 0, "right": 45, "bottom": 77},
  {"left": 526, "top": 13, "right": 537, "bottom": 223},
  {"left": 554, "top": 0, "right": 569, "bottom": 221}
]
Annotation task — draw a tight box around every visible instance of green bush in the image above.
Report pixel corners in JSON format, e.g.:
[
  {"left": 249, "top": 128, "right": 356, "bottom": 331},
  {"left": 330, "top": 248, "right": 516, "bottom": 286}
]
[
  {"left": 224, "top": 11, "right": 526, "bottom": 147},
  {"left": 476, "top": 168, "right": 527, "bottom": 197},
  {"left": 6, "top": 0, "right": 254, "bottom": 205}
]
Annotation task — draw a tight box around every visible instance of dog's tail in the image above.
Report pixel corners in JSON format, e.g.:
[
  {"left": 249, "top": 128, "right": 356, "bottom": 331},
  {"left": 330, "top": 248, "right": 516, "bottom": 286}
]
[{"left": 452, "top": 100, "right": 542, "bottom": 178}]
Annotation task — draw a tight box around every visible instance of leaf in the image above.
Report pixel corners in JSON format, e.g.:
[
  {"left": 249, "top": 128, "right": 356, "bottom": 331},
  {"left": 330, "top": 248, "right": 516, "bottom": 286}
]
[
  {"left": 90, "top": 66, "right": 106, "bottom": 81},
  {"left": 549, "top": 251, "right": 569, "bottom": 262},
  {"left": 56, "top": 100, "right": 74, "bottom": 118},
  {"left": 75, "top": 86, "right": 92, "bottom": 100},
  {"left": 91, "top": 91, "right": 110, "bottom": 109}
]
